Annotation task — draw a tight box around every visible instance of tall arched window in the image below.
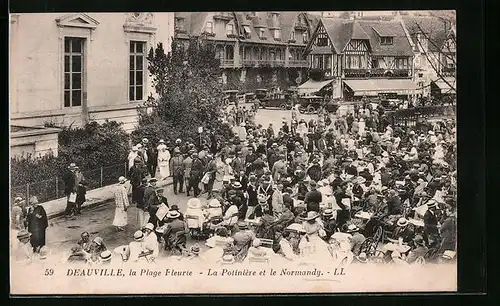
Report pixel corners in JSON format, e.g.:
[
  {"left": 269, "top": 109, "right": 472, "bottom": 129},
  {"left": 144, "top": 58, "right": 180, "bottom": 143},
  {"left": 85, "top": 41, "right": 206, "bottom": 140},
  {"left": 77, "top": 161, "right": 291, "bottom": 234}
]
[{"left": 226, "top": 45, "right": 234, "bottom": 60}]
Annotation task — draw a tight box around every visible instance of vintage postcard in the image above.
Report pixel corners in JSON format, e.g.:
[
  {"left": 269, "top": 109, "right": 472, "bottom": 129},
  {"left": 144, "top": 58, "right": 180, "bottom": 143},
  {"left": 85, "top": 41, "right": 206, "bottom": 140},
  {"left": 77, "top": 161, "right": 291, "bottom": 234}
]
[{"left": 9, "top": 10, "right": 457, "bottom": 295}]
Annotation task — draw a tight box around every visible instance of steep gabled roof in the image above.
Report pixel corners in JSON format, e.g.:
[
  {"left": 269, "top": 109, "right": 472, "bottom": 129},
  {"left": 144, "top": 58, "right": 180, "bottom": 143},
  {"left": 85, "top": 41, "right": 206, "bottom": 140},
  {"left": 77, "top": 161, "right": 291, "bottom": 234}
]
[
  {"left": 321, "top": 18, "right": 352, "bottom": 53},
  {"left": 402, "top": 16, "right": 453, "bottom": 52},
  {"left": 358, "top": 20, "right": 413, "bottom": 56}
]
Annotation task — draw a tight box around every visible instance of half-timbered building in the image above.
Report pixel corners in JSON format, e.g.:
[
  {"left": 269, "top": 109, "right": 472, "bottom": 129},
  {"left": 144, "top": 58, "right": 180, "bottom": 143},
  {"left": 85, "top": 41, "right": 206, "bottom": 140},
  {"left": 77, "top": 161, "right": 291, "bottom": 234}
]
[
  {"left": 174, "top": 12, "right": 319, "bottom": 91},
  {"left": 302, "top": 18, "right": 416, "bottom": 101}
]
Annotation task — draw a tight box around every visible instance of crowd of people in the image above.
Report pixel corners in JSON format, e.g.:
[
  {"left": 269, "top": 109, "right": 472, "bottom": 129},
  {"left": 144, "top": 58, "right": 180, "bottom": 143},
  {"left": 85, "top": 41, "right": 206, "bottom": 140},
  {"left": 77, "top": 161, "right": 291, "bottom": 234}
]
[{"left": 11, "top": 100, "right": 458, "bottom": 267}]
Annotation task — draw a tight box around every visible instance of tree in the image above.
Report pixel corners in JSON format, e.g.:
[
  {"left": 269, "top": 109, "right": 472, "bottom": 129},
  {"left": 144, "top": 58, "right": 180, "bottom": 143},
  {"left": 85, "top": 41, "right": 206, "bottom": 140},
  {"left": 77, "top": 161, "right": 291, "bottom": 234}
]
[
  {"left": 410, "top": 15, "right": 456, "bottom": 93},
  {"left": 132, "top": 38, "right": 233, "bottom": 146}
]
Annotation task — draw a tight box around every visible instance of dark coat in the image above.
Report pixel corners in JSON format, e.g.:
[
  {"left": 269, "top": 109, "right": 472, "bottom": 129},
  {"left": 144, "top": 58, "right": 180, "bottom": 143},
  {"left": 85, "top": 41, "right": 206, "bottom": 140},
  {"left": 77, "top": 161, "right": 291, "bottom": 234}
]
[
  {"left": 27, "top": 205, "right": 48, "bottom": 248},
  {"left": 63, "top": 170, "right": 77, "bottom": 195},
  {"left": 423, "top": 210, "right": 439, "bottom": 237},
  {"left": 143, "top": 186, "right": 159, "bottom": 210}
]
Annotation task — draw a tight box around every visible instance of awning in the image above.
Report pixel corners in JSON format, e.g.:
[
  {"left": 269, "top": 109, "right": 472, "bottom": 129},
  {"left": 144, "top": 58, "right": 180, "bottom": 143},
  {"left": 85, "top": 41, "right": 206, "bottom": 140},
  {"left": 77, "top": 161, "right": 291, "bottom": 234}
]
[
  {"left": 433, "top": 77, "right": 456, "bottom": 94},
  {"left": 343, "top": 79, "right": 417, "bottom": 96},
  {"left": 297, "top": 79, "right": 334, "bottom": 95}
]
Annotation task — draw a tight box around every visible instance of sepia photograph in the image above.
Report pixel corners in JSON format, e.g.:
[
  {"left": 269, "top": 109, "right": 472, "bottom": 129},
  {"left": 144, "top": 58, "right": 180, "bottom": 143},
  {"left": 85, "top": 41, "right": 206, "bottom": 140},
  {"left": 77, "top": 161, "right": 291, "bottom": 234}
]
[{"left": 9, "top": 10, "right": 457, "bottom": 295}]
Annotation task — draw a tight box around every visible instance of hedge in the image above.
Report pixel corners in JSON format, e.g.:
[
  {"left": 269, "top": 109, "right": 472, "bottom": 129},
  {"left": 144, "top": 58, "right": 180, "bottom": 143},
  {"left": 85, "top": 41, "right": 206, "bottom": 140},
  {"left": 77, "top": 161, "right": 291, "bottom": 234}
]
[{"left": 11, "top": 120, "right": 130, "bottom": 187}]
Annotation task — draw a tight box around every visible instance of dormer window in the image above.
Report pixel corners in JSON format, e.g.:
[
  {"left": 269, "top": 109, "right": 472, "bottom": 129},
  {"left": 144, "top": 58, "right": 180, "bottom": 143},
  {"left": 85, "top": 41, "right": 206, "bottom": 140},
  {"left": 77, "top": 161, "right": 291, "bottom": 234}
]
[
  {"left": 205, "top": 21, "right": 214, "bottom": 34},
  {"left": 226, "top": 24, "right": 234, "bottom": 35},
  {"left": 273, "top": 29, "right": 281, "bottom": 40},
  {"left": 380, "top": 36, "right": 393, "bottom": 45},
  {"left": 243, "top": 25, "right": 251, "bottom": 34}
]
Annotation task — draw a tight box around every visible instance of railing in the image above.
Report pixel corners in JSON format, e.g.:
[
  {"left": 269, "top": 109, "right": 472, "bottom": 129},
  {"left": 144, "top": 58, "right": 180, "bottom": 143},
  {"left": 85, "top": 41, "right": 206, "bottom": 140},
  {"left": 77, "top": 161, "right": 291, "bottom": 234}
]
[
  {"left": 213, "top": 13, "right": 233, "bottom": 21},
  {"left": 11, "top": 162, "right": 128, "bottom": 204},
  {"left": 241, "top": 59, "right": 286, "bottom": 67},
  {"left": 220, "top": 59, "right": 236, "bottom": 68},
  {"left": 388, "top": 105, "right": 456, "bottom": 127},
  {"left": 294, "top": 23, "right": 308, "bottom": 31},
  {"left": 288, "top": 60, "right": 309, "bottom": 68},
  {"left": 344, "top": 68, "right": 411, "bottom": 78},
  {"left": 441, "top": 67, "right": 456, "bottom": 77}
]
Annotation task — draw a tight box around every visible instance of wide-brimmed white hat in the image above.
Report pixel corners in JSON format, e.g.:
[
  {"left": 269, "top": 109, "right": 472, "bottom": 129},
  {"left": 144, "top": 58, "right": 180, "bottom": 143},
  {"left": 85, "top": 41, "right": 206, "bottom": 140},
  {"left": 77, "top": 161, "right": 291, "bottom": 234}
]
[
  {"left": 144, "top": 223, "right": 154, "bottom": 231},
  {"left": 304, "top": 211, "right": 320, "bottom": 221},
  {"left": 346, "top": 224, "right": 360, "bottom": 233},
  {"left": 167, "top": 210, "right": 181, "bottom": 219},
  {"left": 159, "top": 139, "right": 165, "bottom": 143},
  {"left": 100, "top": 250, "right": 112, "bottom": 262},
  {"left": 208, "top": 199, "right": 221, "bottom": 208},
  {"left": 118, "top": 176, "right": 127, "bottom": 183},
  {"left": 285, "top": 223, "right": 306, "bottom": 233}
]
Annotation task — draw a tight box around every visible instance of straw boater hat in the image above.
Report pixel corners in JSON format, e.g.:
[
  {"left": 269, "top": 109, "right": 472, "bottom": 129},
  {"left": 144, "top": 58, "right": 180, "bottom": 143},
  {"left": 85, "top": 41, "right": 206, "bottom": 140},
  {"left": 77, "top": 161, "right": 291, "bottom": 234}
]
[
  {"left": 100, "top": 250, "right": 112, "bottom": 262},
  {"left": 159, "top": 139, "right": 165, "bottom": 143},
  {"left": 397, "top": 217, "right": 409, "bottom": 227},
  {"left": 346, "top": 224, "right": 360, "bottom": 233},
  {"left": 304, "top": 211, "right": 320, "bottom": 221},
  {"left": 426, "top": 200, "right": 438, "bottom": 209},
  {"left": 68, "top": 162, "right": 77, "bottom": 169},
  {"left": 221, "top": 254, "right": 235, "bottom": 264},
  {"left": 133, "top": 230, "right": 144, "bottom": 242},
  {"left": 190, "top": 244, "right": 200, "bottom": 255},
  {"left": 118, "top": 176, "right": 127, "bottom": 184},
  {"left": 322, "top": 209, "right": 334, "bottom": 219},
  {"left": 93, "top": 237, "right": 104, "bottom": 246},
  {"left": 286, "top": 223, "right": 306, "bottom": 233},
  {"left": 232, "top": 181, "right": 242, "bottom": 189},
  {"left": 208, "top": 199, "right": 222, "bottom": 208},
  {"left": 237, "top": 220, "right": 248, "bottom": 230},
  {"left": 167, "top": 210, "right": 181, "bottom": 219}
]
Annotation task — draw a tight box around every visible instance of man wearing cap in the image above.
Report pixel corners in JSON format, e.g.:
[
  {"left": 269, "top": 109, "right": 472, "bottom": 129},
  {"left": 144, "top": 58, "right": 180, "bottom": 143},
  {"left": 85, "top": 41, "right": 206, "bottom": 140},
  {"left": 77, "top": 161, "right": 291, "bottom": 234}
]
[
  {"left": 163, "top": 210, "right": 188, "bottom": 252},
  {"left": 304, "top": 180, "right": 322, "bottom": 213},
  {"left": 170, "top": 148, "right": 185, "bottom": 194},
  {"left": 62, "top": 163, "right": 78, "bottom": 218},
  {"left": 113, "top": 176, "right": 130, "bottom": 231},
  {"left": 392, "top": 218, "right": 414, "bottom": 244}
]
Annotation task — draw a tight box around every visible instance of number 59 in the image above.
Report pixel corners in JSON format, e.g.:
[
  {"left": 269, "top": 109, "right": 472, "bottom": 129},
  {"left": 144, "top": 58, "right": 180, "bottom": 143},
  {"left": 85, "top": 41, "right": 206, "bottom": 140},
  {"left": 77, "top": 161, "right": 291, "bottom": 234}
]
[{"left": 44, "top": 269, "right": 54, "bottom": 276}]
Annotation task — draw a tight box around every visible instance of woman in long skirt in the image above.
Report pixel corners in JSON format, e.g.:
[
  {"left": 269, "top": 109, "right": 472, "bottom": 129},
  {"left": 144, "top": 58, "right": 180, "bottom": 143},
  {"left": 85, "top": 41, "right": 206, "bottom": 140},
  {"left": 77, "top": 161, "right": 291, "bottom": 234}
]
[
  {"left": 113, "top": 176, "right": 130, "bottom": 231},
  {"left": 157, "top": 140, "right": 171, "bottom": 181}
]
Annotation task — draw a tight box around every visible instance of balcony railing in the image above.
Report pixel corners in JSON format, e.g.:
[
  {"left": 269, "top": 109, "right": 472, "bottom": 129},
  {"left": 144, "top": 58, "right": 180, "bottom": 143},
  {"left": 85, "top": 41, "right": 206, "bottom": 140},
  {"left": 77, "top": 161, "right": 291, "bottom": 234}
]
[
  {"left": 220, "top": 59, "right": 235, "bottom": 68},
  {"left": 213, "top": 13, "right": 233, "bottom": 21},
  {"left": 288, "top": 60, "right": 309, "bottom": 68},
  {"left": 441, "top": 67, "right": 456, "bottom": 77},
  {"left": 294, "top": 23, "right": 308, "bottom": 31},
  {"left": 344, "top": 68, "right": 411, "bottom": 78},
  {"left": 241, "top": 59, "right": 286, "bottom": 67}
]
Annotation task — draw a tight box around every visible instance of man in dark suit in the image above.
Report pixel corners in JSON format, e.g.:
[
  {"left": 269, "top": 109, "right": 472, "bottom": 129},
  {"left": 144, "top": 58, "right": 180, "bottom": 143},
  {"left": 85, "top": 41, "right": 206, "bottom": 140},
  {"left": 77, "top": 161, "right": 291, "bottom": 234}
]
[
  {"left": 304, "top": 180, "right": 322, "bottom": 212},
  {"left": 63, "top": 163, "right": 77, "bottom": 218},
  {"left": 423, "top": 201, "right": 440, "bottom": 247}
]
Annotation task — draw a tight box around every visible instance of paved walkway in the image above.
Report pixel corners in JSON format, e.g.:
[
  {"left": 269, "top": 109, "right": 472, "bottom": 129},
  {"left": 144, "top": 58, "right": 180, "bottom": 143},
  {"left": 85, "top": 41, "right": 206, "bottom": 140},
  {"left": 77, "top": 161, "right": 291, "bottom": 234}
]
[{"left": 43, "top": 177, "right": 173, "bottom": 219}]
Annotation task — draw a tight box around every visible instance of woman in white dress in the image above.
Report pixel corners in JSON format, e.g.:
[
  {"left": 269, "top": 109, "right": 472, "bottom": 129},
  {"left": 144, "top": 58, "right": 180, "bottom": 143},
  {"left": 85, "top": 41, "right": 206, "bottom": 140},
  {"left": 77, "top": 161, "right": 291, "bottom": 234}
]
[
  {"left": 112, "top": 176, "right": 130, "bottom": 231},
  {"left": 298, "top": 211, "right": 332, "bottom": 265},
  {"left": 157, "top": 140, "right": 171, "bottom": 181},
  {"left": 212, "top": 156, "right": 233, "bottom": 192},
  {"left": 127, "top": 146, "right": 139, "bottom": 170}
]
